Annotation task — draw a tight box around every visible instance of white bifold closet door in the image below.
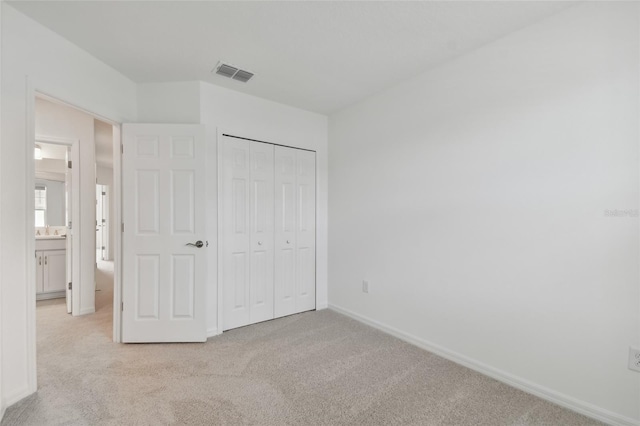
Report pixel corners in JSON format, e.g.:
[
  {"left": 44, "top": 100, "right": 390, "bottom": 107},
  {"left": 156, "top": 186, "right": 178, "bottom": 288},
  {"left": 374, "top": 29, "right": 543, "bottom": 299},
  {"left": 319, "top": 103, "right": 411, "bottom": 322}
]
[
  {"left": 222, "top": 136, "right": 316, "bottom": 331},
  {"left": 274, "top": 146, "right": 316, "bottom": 318},
  {"left": 222, "top": 138, "right": 275, "bottom": 330}
]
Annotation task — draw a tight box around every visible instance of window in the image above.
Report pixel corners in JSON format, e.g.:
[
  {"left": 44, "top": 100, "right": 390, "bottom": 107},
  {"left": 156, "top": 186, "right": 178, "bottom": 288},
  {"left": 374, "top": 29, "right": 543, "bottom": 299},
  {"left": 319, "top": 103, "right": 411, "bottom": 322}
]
[{"left": 35, "top": 185, "right": 47, "bottom": 227}]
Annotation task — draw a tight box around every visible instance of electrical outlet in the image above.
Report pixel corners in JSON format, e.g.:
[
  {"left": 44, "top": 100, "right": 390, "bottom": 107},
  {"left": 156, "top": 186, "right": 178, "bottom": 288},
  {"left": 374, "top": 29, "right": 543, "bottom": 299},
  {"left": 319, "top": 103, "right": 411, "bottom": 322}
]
[
  {"left": 629, "top": 347, "right": 640, "bottom": 372},
  {"left": 362, "top": 280, "right": 369, "bottom": 294}
]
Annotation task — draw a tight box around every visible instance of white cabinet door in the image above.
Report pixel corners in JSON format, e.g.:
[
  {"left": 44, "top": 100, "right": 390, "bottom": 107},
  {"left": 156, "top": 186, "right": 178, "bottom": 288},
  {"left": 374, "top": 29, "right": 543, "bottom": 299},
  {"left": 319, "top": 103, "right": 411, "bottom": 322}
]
[
  {"left": 221, "top": 137, "right": 275, "bottom": 330},
  {"left": 44, "top": 250, "right": 67, "bottom": 293},
  {"left": 122, "top": 124, "right": 207, "bottom": 343},
  {"left": 274, "top": 146, "right": 316, "bottom": 318}
]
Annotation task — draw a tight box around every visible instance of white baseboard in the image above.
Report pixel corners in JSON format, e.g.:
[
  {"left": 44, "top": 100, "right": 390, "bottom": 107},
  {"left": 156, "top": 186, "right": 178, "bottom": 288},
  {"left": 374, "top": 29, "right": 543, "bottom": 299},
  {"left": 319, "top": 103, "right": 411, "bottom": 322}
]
[
  {"left": 36, "top": 291, "right": 65, "bottom": 301},
  {"left": 77, "top": 307, "right": 96, "bottom": 316},
  {"left": 207, "top": 327, "right": 220, "bottom": 338},
  {"left": 3, "top": 385, "right": 32, "bottom": 409},
  {"left": 329, "top": 304, "right": 639, "bottom": 426}
]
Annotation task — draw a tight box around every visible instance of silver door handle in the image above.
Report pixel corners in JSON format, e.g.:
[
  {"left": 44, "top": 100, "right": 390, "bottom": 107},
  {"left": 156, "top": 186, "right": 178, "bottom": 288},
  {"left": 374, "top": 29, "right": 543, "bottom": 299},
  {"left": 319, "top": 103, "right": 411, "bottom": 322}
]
[
  {"left": 258, "top": 241, "right": 263, "bottom": 246},
  {"left": 186, "top": 240, "right": 204, "bottom": 248},
  {"left": 286, "top": 240, "right": 290, "bottom": 244}
]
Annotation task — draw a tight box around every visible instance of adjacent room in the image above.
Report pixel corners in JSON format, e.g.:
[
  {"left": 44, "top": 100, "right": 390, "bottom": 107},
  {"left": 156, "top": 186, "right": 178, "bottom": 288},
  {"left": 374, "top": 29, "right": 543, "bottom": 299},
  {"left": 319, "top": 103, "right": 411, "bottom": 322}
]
[{"left": 1, "top": 1, "right": 639, "bottom": 425}]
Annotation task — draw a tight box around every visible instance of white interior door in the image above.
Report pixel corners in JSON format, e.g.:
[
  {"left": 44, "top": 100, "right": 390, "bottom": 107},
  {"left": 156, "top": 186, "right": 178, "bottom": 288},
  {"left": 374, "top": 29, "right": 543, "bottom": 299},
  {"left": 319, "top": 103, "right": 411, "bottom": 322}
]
[
  {"left": 122, "top": 124, "right": 207, "bottom": 342},
  {"left": 274, "top": 147, "right": 297, "bottom": 317},
  {"left": 293, "top": 150, "right": 316, "bottom": 313},
  {"left": 274, "top": 146, "right": 316, "bottom": 318},
  {"left": 96, "top": 185, "right": 104, "bottom": 261},
  {"left": 65, "top": 147, "right": 72, "bottom": 314},
  {"left": 221, "top": 137, "right": 275, "bottom": 330}
]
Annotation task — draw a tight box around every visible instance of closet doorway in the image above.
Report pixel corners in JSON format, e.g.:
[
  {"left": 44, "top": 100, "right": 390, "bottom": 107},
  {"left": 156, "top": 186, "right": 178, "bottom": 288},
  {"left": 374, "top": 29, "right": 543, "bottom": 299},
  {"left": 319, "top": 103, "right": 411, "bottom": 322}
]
[{"left": 220, "top": 134, "right": 316, "bottom": 331}]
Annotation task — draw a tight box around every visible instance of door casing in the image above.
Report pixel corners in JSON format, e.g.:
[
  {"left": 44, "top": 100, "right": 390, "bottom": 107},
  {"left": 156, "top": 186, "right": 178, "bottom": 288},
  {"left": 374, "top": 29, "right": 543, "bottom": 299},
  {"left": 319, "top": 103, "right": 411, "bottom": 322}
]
[{"left": 24, "top": 82, "right": 124, "bottom": 397}]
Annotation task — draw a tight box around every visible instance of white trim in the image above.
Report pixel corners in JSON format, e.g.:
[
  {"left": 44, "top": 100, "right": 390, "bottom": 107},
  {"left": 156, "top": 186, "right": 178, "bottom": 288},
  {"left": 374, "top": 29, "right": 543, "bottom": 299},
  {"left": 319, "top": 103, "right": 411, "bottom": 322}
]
[
  {"left": 216, "top": 128, "right": 224, "bottom": 334},
  {"left": 3, "top": 385, "right": 31, "bottom": 409},
  {"left": 329, "top": 303, "right": 640, "bottom": 426},
  {"left": 36, "top": 291, "right": 65, "bottom": 301},
  {"left": 112, "top": 124, "right": 122, "bottom": 343},
  {"left": 25, "top": 78, "right": 38, "bottom": 397},
  {"left": 206, "top": 327, "right": 220, "bottom": 338}
]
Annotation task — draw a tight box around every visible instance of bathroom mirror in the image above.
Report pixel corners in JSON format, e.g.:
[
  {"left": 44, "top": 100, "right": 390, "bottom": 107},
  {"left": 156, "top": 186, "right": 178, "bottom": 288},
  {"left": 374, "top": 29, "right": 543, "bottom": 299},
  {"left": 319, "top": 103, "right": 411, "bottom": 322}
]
[{"left": 35, "top": 179, "right": 66, "bottom": 227}]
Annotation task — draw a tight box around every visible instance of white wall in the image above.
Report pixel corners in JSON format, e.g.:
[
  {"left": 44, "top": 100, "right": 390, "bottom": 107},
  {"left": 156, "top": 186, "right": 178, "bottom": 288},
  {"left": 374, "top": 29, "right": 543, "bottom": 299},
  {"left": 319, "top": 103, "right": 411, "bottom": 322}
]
[
  {"left": 36, "top": 97, "right": 97, "bottom": 315},
  {"left": 1, "top": 3, "right": 137, "bottom": 410},
  {"left": 328, "top": 3, "right": 640, "bottom": 424},
  {"left": 137, "top": 81, "right": 200, "bottom": 124},
  {"left": 136, "top": 81, "right": 329, "bottom": 336}
]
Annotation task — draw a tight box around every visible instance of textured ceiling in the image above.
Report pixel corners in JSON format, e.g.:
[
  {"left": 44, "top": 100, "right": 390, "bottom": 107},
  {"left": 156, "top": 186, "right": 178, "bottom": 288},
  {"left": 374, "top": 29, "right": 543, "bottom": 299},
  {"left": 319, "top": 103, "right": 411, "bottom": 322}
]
[{"left": 8, "top": 1, "right": 574, "bottom": 114}]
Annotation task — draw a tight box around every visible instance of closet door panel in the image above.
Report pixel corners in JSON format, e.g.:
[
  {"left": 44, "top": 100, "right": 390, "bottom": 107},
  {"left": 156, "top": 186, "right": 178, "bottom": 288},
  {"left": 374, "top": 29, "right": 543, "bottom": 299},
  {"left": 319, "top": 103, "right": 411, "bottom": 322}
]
[
  {"left": 295, "top": 150, "right": 316, "bottom": 313},
  {"left": 222, "top": 138, "right": 252, "bottom": 330},
  {"left": 274, "top": 146, "right": 297, "bottom": 318},
  {"left": 249, "top": 142, "right": 275, "bottom": 324}
]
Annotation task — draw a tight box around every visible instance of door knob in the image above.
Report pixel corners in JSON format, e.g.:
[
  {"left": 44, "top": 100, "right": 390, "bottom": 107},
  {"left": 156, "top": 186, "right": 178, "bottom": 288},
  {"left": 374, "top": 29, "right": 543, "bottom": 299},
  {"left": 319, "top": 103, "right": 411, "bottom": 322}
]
[
  {"left": 258, "top": 241, "right": 263, "bottom": 246},
  {"left": 186, "top": 240, "right": 204, "bottom": 248},
  {"left": 286, "top": 240, "right": 290, "bottom": 244}
]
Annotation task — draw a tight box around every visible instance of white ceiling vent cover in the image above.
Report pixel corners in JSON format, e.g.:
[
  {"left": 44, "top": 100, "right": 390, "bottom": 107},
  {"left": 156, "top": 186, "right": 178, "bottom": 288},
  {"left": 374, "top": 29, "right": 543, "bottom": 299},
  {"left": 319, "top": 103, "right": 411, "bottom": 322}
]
[{"left": 214, "top": 61, "right": 254, "bottom": 83}]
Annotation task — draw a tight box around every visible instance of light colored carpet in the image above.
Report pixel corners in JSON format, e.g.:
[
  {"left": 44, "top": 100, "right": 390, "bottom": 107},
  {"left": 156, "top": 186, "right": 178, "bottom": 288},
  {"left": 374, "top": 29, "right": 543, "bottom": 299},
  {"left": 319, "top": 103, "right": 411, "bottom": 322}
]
[{"left": 2, "top": 262, "right": 602, "bottom": 425}]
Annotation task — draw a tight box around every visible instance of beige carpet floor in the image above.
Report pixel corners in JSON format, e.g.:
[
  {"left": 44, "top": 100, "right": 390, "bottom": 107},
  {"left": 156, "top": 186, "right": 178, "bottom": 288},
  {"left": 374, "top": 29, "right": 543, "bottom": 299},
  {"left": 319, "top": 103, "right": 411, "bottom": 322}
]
[{"left": 2, "top": 262, "right": 602, "bottom": 425}]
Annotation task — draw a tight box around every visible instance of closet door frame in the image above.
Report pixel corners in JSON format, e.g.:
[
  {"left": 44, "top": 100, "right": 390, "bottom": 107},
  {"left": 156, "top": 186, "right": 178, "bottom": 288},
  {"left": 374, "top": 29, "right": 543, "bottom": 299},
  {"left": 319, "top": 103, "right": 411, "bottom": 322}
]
[{"left": 217, "top": 129, "right": 317, "bottom": 333}]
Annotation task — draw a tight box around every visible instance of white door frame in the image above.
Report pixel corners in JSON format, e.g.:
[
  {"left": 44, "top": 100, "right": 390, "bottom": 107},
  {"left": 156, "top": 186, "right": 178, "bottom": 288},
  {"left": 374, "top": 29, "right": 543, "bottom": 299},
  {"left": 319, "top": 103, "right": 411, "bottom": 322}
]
[
  {"left": 25, "top": 82, "right": 124, "bottom": 395},
  {"left": 216, "top": 129, "right": 319, "bottom": 333}
]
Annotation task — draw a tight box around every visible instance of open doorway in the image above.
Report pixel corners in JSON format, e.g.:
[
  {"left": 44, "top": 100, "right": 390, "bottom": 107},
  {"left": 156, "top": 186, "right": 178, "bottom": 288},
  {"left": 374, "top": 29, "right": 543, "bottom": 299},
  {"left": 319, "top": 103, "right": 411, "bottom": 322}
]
[
  {"left": 34, "top": 140, "right": 79, "bottom": 315},
  {"left": 30, "top": 94, "right": 121, "bottom": 342}
]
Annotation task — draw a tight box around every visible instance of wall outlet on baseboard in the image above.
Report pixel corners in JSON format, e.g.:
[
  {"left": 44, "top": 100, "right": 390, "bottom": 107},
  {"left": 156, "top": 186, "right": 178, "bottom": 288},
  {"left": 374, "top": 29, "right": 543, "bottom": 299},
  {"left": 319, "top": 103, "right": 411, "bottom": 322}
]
[
  {"left": 629, "top": 347, "right": 640, "bottom": 372},
  {"left": 362, "top": 280, "right": 369, "bottom": 294}
]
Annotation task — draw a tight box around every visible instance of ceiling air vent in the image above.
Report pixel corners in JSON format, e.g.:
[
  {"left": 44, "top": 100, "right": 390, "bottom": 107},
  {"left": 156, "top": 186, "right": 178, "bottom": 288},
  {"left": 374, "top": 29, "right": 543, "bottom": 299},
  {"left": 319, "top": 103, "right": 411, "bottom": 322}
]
[
  {"left": 213, "top": 61, "right": 254, "bottom": 83},
  {"left": 232, "top": 70, "right": 254, "bottom": 83}
]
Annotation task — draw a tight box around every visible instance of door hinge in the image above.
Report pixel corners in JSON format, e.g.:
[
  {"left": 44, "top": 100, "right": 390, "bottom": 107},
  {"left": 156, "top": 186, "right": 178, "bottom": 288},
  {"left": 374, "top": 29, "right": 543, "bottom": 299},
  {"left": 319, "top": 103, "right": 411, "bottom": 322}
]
[
  {"left": 68, "top": 282, "right": 72, "bottom": 290},
  {"left": 121, "top": 144, "right": 124, "bottom": 154},
  {"left": 68, "top": 221, "right": 72, "bottom": 229},
  {"left": 121, "top": 301, "right": 124, "bottom": 311},
  {"left": 102, "top": 191, "right": 106, "bottom": 196},
  {"left": 121, "top": 223, "right": 124, "bottom": 232},
  {"left": 101, "top": 246, "right": 105, "bottom": 250},
  {"left": 67, "top": 160, "right": 72, "bottom": 169}
]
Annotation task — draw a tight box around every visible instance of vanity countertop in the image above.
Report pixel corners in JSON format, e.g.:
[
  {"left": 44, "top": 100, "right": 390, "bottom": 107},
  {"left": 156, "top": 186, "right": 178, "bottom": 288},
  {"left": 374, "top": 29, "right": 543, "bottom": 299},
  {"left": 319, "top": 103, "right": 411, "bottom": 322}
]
[{"left": 35, "top": 235, "right": 66, "bottom": 240}]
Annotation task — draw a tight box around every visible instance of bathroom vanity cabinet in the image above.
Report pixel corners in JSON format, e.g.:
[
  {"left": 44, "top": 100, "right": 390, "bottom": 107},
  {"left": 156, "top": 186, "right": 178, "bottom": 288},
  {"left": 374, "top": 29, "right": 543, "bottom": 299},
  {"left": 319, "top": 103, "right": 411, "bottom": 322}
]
[{"left": 35, "top": 237, "right": 66, "bottom": 300}]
